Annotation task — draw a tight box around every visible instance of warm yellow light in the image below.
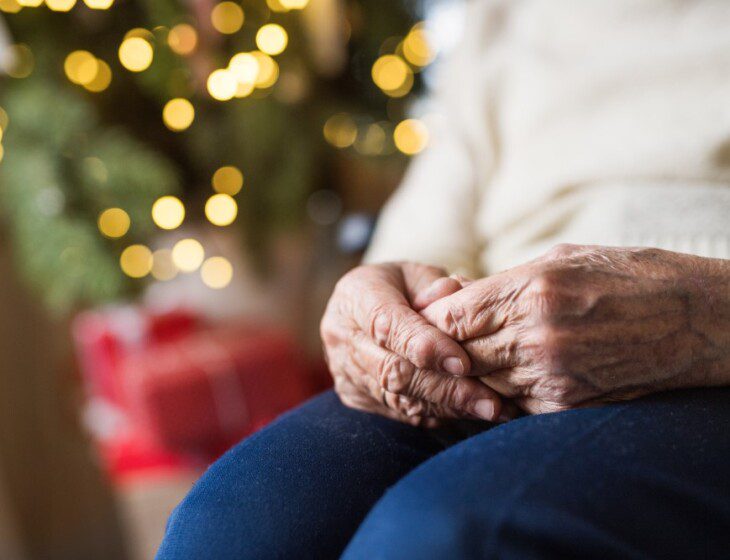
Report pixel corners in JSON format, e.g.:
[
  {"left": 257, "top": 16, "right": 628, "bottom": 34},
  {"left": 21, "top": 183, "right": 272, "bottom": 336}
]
[
  {"left": 354, "top": 123, "right": 386, "bottom": 155},
  {"left": 205, "top": 194, "right": 238, "bottom": 226},
  {"left": 162, "top": 98, "right": 195, "bottom": 131},
  {"left": 0, "top": 107, "right": 8, "bottom": 130},
  {"left": 323, "top": 113, "right": 357, "bottom": 148},
  {"left": 207, "top": 69, "right": 237, "bottom": 101},
  {"left": 201, "top": 256, "right": 233, "bottom": 289},
  {"left": 280, "top": 0, "right": 308, "bottom": 8},
  {"left": 46, "top": 0, "right": 76, "bottom": 11},
  {"left": 211, "top": 2, "right": 244, "bottom": 35},
  {"left": 17, "top": 0, "right": 42, "bottom": 6},
  {"left": 229, "top": 52, "right": 258, "bottom": 83},
  {"left": 168, "top": 23, "right": 197, "bottom": 56},
  {"left": 84, "top": 59, "right": 112, "bottom": 92},
  {"left": 172, "top": 238, "right": 204, "bottom": 272},
  {"left": 83, "top": 0, "right": 113, "bottom": 8},
  {"left": 251, "top": 51, "right": 278, "bottom": 88},
  {"left": 97, "top": 208, "right": 130, "bottom": 238},
  {"left": 120, "top": 245, "right": 152, "bottom": 278},
  {"left": 0, "top": 0, "right": 23, "bottom": 14},
  {"left": 266, "top": 0, "right": 287, "bottom": 12},
  {"left": 372, "top": 55, "right": 412, "bottom": 97},
  {"left": 256, "top": 24, "right": 288, "bottom": 56},
  {"left": 64, "top": 51, "right": 96, "bottom": 84},
  {"left": 151, "top": 195, "right": 185, "bottom": 230},
  {"left": 403, "top": 25, "right": 435, "bottom": 67},
  {"left": 151, "top": 249, "right": 178, "bottom": 281},
  {"left": 124, "top": 27, "right": 154, "bottom": 41},
  {"left": 212, "top": 166, "right": 243, "bottom": 195},
  {"left": 394, "top": 118, "right": 429, "bottom": 155},
  {"left": 2, "top": 44, "right": 34, "bottom": 78},
  {"left": 118, "top": 37, "right": 153, "bottom": 72}
]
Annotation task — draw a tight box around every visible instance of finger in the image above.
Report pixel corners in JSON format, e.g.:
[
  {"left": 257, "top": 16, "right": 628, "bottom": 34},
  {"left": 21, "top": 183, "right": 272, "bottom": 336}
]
[
  {"left": 353, "top": 336, "right": 503, "bottom": 421},
  {"left": 449, "top": 273, "right": 474, "bottom": 287},
  {"left": 357, "top": 286, "right": 471, "bottom": 375},
  {"left": 420, "top": 277, "right": 506, "bottom": 341},
  {"left": 412, "top": 277, "right": 464, "bottom": 311},
  {"left": 399, "top": 262, "right": 450, "bottom": 303},
  {"left": 382, "top": 390, "right": 466, "bottom": 421},
  {"left": 462, "top": 328, "right": 520, "bottom": 375}
]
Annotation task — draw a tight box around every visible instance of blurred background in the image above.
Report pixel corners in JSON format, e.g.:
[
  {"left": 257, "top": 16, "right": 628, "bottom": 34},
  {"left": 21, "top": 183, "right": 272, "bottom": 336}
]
[{"left": 0, "top": 0, "right": 462, "bottom": 558}]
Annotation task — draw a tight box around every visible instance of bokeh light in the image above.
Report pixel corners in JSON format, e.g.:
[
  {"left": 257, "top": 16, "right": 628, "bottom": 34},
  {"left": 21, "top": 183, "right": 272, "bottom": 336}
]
[
  {"left": 118, "top": 37, "right": 154, "bottom": 72},
  {"left": 0, "top": 0, "right": 22, "bottom": 13},
  {"left": 83, "top": 0, "right": 114, "bottom": 9},
  {"left": 151, "top": 249, "right": 178, "bottom": 281},
  {"left": 207, "top": 69, "right": 237, "bottom": 101},
  {"left": 97, "top": 208, "right": 130, "bottom": 238},
  {"left": 46, "top": 0, "right": 76, "bottom": 12},
  {"left": 64, "top": 51, "right": 98, "bottom": 85},
  {"left": 172, "top": 238, "right": 204, "bottom": 272},
  {"left": 2, "top": 44, "right": 34, "bottom": 79},
  {"left": 84, "top": 60, "right": 112, "bottom": 92},
  {"left": 280, "top": 0, "right": 309, "bottom": 8},
  {"left": 251, "top": 51, "right": 278, "bottom": 88},
  {"left": 201, "top": 256, "right": 233, "bottom": 289},
  {"left": 168, "top": 23, "right": 198, "bottom": 56},
  {"left": 256, "top": 24, "right": 288, "bottom": 56},
  {"left": 394, "top": 119, "right": 429, "bottom": 155},
  {"left": 205, "top": 194, "right": 238, "bottom": 226},
  {"left": 371, "top": 54, "right": 413, "bottom": 97},
  {"left": 17, "top": 0, "right": 42, "bottom": 6},
  {"left": 323, "top": 113, "right": 357, "bottom": 148},
  {"left": 212, "top": 166, "right": 244, "bottom": 195},
  {"left": 211, "top": 2, "right": 244, "bottom": 35},
  {"left": 120, "top": 245, "right": 152, "bottom": 278},
  {"left": 403, "top": 24, "right": 435, "bottom": 67},
  {"left": 229, "top": 52, "right": 258, "bottom": 84},
  {"left": 162, "top": 98, "right": 195, "bottom": 131},
  {"left": 151, "top": 196, "right": 185, "bottom": 230}
]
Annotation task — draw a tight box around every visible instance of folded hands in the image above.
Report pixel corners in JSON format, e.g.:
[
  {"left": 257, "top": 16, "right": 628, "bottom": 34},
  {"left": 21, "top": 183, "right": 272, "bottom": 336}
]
[{"left": 321, "top": 244, "right": 730, "bottom": 425}]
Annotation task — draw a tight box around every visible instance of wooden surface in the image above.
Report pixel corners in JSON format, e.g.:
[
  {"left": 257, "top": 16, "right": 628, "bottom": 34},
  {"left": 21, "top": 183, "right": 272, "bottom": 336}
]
[{"left": 0, "top": 234, "right": 128, "bottom": 560}]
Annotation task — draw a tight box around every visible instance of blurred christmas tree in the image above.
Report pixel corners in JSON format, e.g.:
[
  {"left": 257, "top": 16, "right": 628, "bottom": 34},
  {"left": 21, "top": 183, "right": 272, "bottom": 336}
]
[{"left": 0, "top": 0, "right": 436, "bottom": 314}]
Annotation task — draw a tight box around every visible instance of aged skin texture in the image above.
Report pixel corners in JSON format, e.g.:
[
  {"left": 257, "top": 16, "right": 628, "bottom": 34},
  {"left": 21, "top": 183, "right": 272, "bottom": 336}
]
[
  {"left": 421, "top": 244, "right": 730, "bottom": 414},
  {"left": 320, "top": 262, "right": 504, "bottom": 426},
  {"left": 322, "top": 245, "right": 730, "bottom": 422}
]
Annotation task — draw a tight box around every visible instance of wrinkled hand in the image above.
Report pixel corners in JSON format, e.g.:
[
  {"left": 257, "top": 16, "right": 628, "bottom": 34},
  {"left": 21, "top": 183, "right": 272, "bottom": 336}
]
[
  {"left": 422, "top": 244, "right": 715, "bottom": 414},
  {"left": 321, "top": 262, "right": 504, "bottom": 425}
]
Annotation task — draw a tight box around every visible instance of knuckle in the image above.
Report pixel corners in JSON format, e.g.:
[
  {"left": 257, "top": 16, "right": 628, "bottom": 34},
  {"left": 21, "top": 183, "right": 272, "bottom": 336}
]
[
  {"left": 531, "top": 326, "right": 568, "bottom": 373},
  {"left": 379, "top": 355, "right": 414, "bottom": 394},
  {"left": 527, "top": 270, "right": 569, "bottom": 318},
  {"left": 369, "top": 303, "right": 396, "bottom": 346},
  {"left": 404, "top": 332, "right": 436, "bottom": 368},
  {"left": 441, "top": 303, "right": 469, "bottom": 340},
  {"left": 545, "top": 243, "right": 582, "bottom": 260}
]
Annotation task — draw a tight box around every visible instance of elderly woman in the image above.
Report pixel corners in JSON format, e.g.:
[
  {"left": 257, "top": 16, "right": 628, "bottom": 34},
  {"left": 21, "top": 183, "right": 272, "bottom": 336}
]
[{"left": 157, "top": 1, "right": 730, "bottom": 558}]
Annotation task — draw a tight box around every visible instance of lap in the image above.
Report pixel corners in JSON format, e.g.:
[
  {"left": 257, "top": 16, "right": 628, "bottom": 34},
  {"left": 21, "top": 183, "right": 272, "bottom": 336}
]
[
  {"left": 343, "top": 387, "right": 730, "bottom": 560},
  {"left": 155, "top": 390, "right": 478, "bottom": 560}
]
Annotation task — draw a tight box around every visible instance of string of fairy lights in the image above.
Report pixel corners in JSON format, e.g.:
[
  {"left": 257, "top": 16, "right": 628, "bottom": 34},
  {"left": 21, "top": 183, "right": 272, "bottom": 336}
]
[{"left": 0, "top": 0, "right": 436, "bottom": 291}]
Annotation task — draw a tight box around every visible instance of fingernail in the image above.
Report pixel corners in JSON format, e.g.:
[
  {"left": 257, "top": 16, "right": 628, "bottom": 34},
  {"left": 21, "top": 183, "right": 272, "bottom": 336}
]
[
  {"left": 442, "top": 356, "right": 465, "bottom": 375},
  {"left": 473, "top": 399, "right": 495, "bottom": 421}
]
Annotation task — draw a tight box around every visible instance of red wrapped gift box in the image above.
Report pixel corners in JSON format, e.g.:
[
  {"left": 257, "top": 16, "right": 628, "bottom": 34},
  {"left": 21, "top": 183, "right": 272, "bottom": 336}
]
[{"left": 123, "top": 325, "right": 313, "bottom": 455}]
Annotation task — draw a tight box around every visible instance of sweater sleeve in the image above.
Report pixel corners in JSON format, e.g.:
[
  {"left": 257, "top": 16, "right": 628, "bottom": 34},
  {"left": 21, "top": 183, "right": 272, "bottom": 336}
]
[{"left": 363, "top": 1, "right": 504, "bottom": 277}]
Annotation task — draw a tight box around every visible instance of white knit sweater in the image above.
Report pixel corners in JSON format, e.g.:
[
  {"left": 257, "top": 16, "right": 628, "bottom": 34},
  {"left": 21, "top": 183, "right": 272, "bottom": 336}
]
[{"left": 365, "top": 0, "right": 730, "bottom": 276}]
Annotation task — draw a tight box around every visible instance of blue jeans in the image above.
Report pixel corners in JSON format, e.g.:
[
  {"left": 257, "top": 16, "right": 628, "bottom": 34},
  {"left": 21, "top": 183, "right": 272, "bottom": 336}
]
[{"left": 156, "top": 388, "right": 730, "bottom": 559}]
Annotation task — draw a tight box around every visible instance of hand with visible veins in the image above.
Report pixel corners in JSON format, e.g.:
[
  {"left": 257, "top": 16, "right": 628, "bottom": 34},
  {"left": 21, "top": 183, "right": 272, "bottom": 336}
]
[
  {"left": 419, "top": 244, "right": 730, "bottom": 414},
  {"left": 320, "top": 262, "right": 505, "bottom": 426}
]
